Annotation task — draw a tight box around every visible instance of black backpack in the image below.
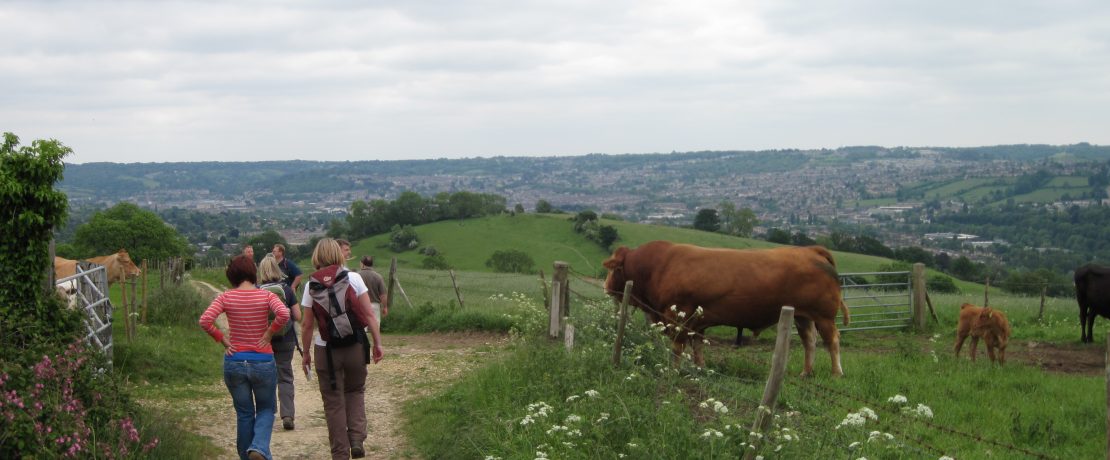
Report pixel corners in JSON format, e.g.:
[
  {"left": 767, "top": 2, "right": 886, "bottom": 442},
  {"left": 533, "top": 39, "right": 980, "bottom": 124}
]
[{"left": 308, "top": 265, "right": 370, "bottom": 389}]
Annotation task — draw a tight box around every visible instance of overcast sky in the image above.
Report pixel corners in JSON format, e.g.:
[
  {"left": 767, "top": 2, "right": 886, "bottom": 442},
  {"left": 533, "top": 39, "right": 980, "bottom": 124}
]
[{"left": 3, "top": 1, "right": 1109, "bottom": 164}]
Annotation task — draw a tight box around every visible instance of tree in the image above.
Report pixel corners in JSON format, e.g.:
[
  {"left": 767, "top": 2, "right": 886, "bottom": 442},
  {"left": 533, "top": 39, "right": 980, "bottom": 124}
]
[
  {"left": 389, "top": 224, "right": 418, "bottom": 252},
  {"left": 693, "top": 209, "right": 720, "bottom": 232},
  {"left": 573, "top": 210, "right": 598, "bottom": 232},
  {"left": 765, "top": 228, "right": 791, "bottom": 245},
  {"left": 1, "top": 132, "right": 83, "bottom": 346},
  {"left": 74, "top": 202, "right": 189, "bottom": 262},
  {"left": 597, "top": 225, "right": 619, "bottom": 248},
  {"left": 791, "top": 232, "right": 816, "bottom": 246},
  {"left": 514, "top": 203, "right": 525, "bottom": 214},
  {"left": 535, "top": 199, "right": 554, "bottom": 213},
  {"left": 485, "top": 249, "right": 535, "bottom": 274},
  {"left": 246, "top": 230, "right": 287, "bottom": 262}
]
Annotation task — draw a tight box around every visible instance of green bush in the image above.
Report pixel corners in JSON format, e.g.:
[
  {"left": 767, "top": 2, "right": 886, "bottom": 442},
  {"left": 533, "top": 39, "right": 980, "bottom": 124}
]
[
  {"left": 421, "top": 254, "right": 452, "bottom": 270},
  {"left": 0, "top": 341, "right": 160, "bottom": 458},
  {"left": 927, "top": 274, "right": 959, "bottom": 294},
  {"left": 485, "top": 249, "right": 535, "bottom": 274},
  {"left": 146, "top": 283, "right": 207, "bottom": 327}
]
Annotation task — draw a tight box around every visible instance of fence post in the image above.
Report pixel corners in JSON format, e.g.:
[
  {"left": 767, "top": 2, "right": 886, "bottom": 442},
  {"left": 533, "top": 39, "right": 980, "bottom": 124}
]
[
  {"left": 449, "top": 269, "right": 465, "bottom": 309},
  {"left": 911, "top": 263, "right": 927, "bottom": 331},
  {"left": 141, "top": 259, "right": 148, "bottom": 325},
  {"left": 386, "top": 257, "right": 398, "bottom": 310},
  {"left": 1039, "top": 285, "right": 1047, "bottom": 321},
  {"left": 549, "top": 261, "right": 569, "bottom": 339},
  {"left": 611, "top": 280, "right": 633, "bottom": 366},
  {"left": 564, "top": 324, "right": 575, "bottom": 351},
  {"left": 538, "top": 269, "right": 549, "bottom": 311},
  {"left": 743, "top": 306, "right": 795, "bottom": 460}
]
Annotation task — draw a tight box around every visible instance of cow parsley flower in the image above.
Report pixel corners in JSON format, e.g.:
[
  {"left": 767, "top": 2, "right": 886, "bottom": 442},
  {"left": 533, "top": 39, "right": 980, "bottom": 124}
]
[
  {"left": 565, "top": 414, "right": 582, "bottom": 424},
  {"left": 940, "top": 456, "right": 955, "bottom": 460},
  {"left": 848, "top": 441, "right": 862, "bottom": 450},
  {"left": 695, "top": 306, "right": 704, "bottom": 316},
  {"left": 677, "top": 311, "right": 686, "bottom": 318},
  {"left": 595, "top": 412, "right": 610, "bottom": 423},
  {"left": 909, "top": 403, "right": 933, "bottom": 419},
  {"left": 670, "top": 305, "right": 678, "bottom": 312},
  {"left": 584, "top": 389, "right": 600, "bottom": 398},
  {"left": 565, "top": 395, "right": 580, "bottom": 403},
  {"left": 836, "top": 412, "right": 867, "bottom": 429},
  {"left": 858, "top": 407, "right": 877, "bottom": 420},
  {"left": 713, "top": 401, "right": 729, "bottom": 414},
  {"left": 887, "top": 394, "right": 908, "bottom": 404}
]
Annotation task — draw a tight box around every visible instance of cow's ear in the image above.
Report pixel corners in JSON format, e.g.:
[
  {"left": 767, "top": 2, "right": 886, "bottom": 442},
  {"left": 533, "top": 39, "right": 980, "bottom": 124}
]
[{"left": 602, "top": 247, "right": 628, "bottom": 270}]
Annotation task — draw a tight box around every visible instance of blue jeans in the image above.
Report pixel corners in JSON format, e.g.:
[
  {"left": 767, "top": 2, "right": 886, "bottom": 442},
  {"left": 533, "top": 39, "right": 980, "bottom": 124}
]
[{"left": 224, "top": 358, "right": 278, "bottom": 460}]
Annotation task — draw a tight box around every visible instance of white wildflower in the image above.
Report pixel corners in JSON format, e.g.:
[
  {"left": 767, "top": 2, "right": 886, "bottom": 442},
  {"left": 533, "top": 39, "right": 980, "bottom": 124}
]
[
  {"left": 939, "top": 456, "right": 955, "bottom": 460},
  {"left": 858, "top": 407, "right": 877, "bottom": 420},
  {"left": 774, "top": 445, "right": 782, "bottom": 452},
  {"left": 699, "top": 401, "right": 709, "bottom": 409},
  {"left": 565, "top": 414, "right": 582, "bottom": 424},
  {"left": 713, "top": 401, "right": 729, "bottom": 414},
  {"left": 677, "top": 311, "right": 686, "bottom": 318},
  {"left": 670, "top": 305, "right": 678, "bottom": 311},
  {"left": 521, "top": 416, "right": 534, "bottom": 426},
  {"left": 584, "top": 389, "right": 600, "bottom": 398},
  {"left": 565, "top": 395, "right": 580, "bottom": 403},
  {"left": 595, "top": 412, "right": 610, "bottom": 423},
  {"left": 848, "top": 441, "right": 862, "bottom": 450},
  {"left": 887, "top": 394, "right": 908, "bottom": 404},
  {"left": 703, "top": 339, "right": 711, "bottom": 345},
  {"left": 836, "top": 412, "right": 867, "bottom": 429},
  {"left": 911, "top": 403, "right": 933, "bottom": 419},
  {"left": 696, "top": 306, "right": 704, "bottom": 316}
]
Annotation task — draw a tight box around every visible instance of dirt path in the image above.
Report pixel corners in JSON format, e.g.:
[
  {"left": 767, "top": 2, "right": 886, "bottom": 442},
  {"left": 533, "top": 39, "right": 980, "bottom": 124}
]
[{"left": 184, "top": 281, "right": 508, "bottom": 459}]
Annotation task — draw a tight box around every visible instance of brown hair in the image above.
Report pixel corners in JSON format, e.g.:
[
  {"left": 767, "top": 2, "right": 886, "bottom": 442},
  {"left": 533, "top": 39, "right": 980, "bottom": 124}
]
[
  {"left": 311, "top": 238, "right": 344, "bottom": 269},
  {"left": 360, "top": 255, "right": 374, "bottom": 267},
  {"left": 226, "top": 255, "right": 257, "bottom": 286},
  {"left": 273, "top": 243, "right": 286, "bottom": 254}
]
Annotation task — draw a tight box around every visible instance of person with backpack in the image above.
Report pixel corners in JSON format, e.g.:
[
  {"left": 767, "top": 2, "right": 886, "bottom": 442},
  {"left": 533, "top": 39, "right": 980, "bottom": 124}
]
[
  {"left": 199, "top": 255, "right": 290, "bottom": 460},
  {"left": 299, "top": 238, "right": 384, "bottom": 459},
  {"left": 258, "top": 253, "right": 302, "bottom": 431}
]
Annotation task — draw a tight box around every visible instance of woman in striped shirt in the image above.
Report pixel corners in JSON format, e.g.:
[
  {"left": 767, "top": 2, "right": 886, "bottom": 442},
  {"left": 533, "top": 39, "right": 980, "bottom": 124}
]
[{"left": 199, "top": 255, "right": 290, "bottom": 460}]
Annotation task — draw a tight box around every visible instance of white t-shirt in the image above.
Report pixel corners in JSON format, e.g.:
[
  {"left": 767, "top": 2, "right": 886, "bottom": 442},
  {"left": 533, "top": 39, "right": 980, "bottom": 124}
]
[{"left": 301, "top": 271, "right": 369, "bottom": 347}]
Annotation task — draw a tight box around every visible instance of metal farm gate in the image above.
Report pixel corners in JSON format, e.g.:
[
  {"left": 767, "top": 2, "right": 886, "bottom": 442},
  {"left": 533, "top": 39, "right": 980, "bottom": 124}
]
[
  {"left": 56, "top": 261, "right": 113, "bottom": 365},
  {"left": 838, "top": 271, "right": 913, "bottom": 332}
]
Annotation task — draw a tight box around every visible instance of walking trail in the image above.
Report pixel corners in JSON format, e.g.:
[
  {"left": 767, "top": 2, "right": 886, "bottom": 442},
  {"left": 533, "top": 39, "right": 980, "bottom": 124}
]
[{"left": 177, "top": 280, "right": 508, "bottom": 459}]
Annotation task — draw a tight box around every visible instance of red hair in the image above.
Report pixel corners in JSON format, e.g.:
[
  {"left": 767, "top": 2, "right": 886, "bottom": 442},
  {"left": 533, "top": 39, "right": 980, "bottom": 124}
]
[{"left": 225, "top": 255, "right": 257, "bottom": 286}]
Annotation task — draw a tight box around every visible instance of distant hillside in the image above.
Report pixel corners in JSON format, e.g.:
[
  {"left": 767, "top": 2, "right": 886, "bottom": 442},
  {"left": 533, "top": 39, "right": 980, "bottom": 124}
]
[{"left": 345, "top": 213, "right": 946, "bottom": 282}]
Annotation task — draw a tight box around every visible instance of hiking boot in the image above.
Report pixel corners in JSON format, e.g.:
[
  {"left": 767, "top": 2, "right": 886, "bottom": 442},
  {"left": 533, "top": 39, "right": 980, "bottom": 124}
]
[
  {"left": 247, "top": 450, "right": 265, "bottom": 460},
  {"left": 282, "top": 416, "right": 294, "bottom": 430},
  {"left": 351, "top": 443, "right": 365, "bottom": 458}
]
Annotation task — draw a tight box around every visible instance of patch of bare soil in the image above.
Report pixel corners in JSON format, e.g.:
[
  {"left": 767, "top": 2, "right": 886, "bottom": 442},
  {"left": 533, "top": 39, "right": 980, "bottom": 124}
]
[{"left": 159, "top": 281, "right": 508, "bottom": 459}]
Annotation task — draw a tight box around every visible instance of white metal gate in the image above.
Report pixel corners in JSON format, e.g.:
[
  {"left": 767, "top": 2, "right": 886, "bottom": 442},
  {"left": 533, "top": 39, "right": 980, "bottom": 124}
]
[
  {"left": 56, "top": 261, "right": 113, "bottom": 365},
  {"left": 839, "top": 271, "right": 912, "bottom": 331}
]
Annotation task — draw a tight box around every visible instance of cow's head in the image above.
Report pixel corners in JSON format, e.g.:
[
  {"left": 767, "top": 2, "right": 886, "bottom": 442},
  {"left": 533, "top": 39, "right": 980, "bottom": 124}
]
[
  {"left": 116, "top": 249, "right": 142, "bottom": 278},
  {"left": 602, "top": 246, "right": 630, "bottom": 300}
]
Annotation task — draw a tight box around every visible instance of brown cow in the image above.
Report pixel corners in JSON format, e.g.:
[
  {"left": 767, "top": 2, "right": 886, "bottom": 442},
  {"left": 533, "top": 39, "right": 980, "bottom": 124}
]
[
  {"left": 954, "top": 303, "right": 1011, "bottom": 364},
  {"left": 54, "top": 249, "right": 142, "bottom": 285},
  {"left": 603, "top": 241, "right": 850, "bottom": 377}
]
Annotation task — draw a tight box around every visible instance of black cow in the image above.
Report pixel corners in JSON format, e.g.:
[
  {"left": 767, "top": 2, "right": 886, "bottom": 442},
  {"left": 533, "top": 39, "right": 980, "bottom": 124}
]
[{"left": 1075, "top": 264, "right": 1110, "bottom": 343}]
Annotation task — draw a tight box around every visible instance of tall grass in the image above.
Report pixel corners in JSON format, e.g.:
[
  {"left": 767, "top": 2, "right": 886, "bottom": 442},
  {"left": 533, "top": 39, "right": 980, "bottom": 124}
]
[{"left": 402, "top": 279, "right": 1103, "bottom": 459}]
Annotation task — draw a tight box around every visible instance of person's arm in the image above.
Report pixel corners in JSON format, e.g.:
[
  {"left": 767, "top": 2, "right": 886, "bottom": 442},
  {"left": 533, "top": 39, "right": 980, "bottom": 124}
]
[
  {"left": 300, "top": 283, "right": 315, "bottom": 367},
  {"left": 358, "top": 291, "right": 384, "bottom": 363},
  {"left": 290, "top": 274, "right": 303, "bottom": 295},
  {"left": 198, "top": 295, "right": 232, "bottom": 355}
]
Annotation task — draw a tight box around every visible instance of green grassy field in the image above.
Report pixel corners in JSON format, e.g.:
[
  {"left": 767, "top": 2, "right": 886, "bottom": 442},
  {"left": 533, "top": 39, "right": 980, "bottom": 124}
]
[{"left": 118, "top": 215, "right": 1105, "bottom": 459}]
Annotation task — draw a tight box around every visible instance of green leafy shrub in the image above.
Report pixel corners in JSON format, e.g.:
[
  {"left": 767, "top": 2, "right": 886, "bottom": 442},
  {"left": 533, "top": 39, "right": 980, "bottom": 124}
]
[
  {"left": 421, "top": 254, "right": 452, "bottom": 270},
  {"left": 927, "top": 274, "right": 959, "bottom": 294},
  {"left": 485, "top": 249, "right": 536, "bottom": 274},
  {"left": 146, "top": 283, "right": 207, "bottom": 327},
  {"left": 382, "top": 302, "right": 515, "bottom": 333}
]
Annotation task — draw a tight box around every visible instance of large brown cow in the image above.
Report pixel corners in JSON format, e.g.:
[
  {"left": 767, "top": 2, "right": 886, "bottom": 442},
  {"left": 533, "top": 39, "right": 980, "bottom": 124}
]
[
  {"left": 603, "top": 241, "right": 850, "bottom": 377},
  {"left": 54, "top": 249, "right": 142, "bottom": 285}
]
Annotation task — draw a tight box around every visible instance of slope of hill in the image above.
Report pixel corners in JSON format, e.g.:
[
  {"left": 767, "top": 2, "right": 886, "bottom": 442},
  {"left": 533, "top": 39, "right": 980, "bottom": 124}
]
[{"left": 345, "top": 213, "right": 945, "bottom": 281}]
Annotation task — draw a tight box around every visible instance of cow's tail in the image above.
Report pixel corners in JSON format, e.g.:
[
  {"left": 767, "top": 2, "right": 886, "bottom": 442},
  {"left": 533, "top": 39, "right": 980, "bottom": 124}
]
[{"left": 839, "top": 298, "right": 851, "bottom": 326}]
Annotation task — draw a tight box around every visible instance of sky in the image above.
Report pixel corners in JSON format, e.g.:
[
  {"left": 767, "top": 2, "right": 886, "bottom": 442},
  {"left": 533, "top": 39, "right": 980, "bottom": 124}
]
[{"left": 3, "top": 1, "right": 1109, "bottom": 164}]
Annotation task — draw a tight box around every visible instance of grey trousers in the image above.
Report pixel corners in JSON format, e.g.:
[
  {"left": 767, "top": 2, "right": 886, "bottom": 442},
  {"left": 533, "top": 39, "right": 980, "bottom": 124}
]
[
  {"left": 313, "top": 344, "right": 367, "bottom": 460},
  {"left": 274, "top": 349, "right": 295, "bottom": 420}
]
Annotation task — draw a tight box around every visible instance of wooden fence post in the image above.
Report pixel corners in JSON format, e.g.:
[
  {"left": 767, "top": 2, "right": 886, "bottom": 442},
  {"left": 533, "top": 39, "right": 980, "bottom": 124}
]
[
  {"left": 386, "top": 257, "right": 398, "bottom": 310},
  {"left": 911, "top": 263, "right": 927, "bottom": 331},
  {"left": 538, "top": 269, "right": 549, "bottom": 311},
  {"left": 141, "top": 259, "right": 148, "bottom": 325},
  {"left": 612, "top": 280, "right": 633, "bottom": 367},
  {"left": 549, "top": 261, "right": 569, "bottom": 339},
  {"left": 449, "top": 269, "right": 465, "bottom": 309},
  {"left": 564, "top": 324, "right": 575, "bottom": 351},
  {"left": 1039, "top": 285, "right": 1047, "bottom": 321},
  {"left": 743, "top": 306, "right": 795, "bottom": 460}
]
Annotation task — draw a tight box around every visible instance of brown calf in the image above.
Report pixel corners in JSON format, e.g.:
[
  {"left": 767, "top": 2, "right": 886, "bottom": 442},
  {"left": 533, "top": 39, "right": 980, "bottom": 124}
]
[{"left": 954, "top": 303, "right": 1012, "bottom": 365}]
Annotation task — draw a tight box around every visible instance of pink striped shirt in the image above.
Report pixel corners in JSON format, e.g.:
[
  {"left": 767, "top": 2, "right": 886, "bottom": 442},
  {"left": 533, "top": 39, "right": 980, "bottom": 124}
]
[{"left": 199, "top": 288, "right": 290, "bottom": 354}]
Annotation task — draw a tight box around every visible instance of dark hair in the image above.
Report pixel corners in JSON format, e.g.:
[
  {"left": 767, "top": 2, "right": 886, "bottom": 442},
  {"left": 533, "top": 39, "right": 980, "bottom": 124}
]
[
  {"left": 360, "top": 255, "right": 374, "bottom": 267},
  {"left": 337, "top": 239, "right": 351, "bottom": 247},
  {"left": 226, "top": 255, "right": 257, "bottom": 286}
]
